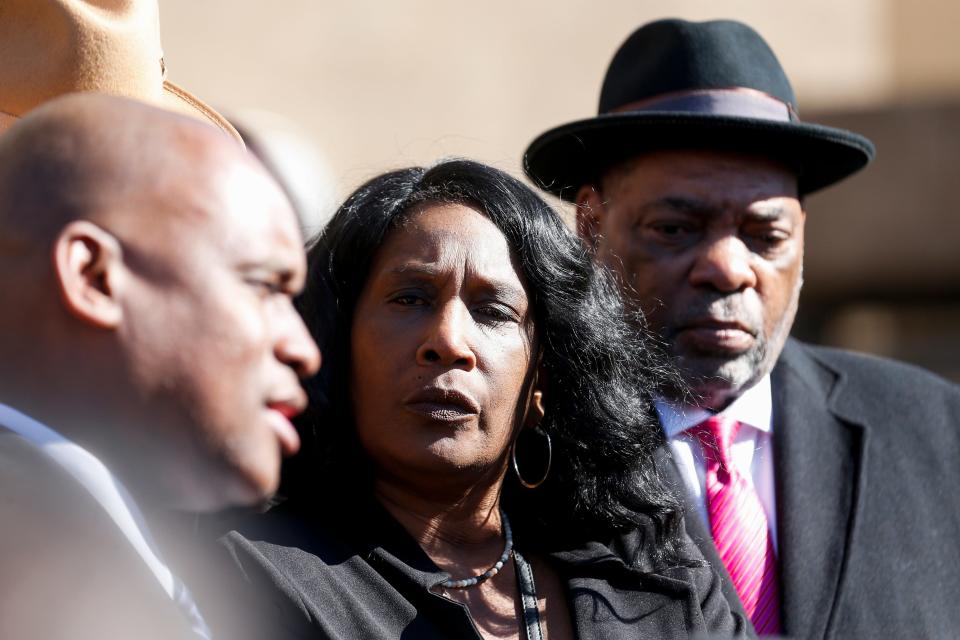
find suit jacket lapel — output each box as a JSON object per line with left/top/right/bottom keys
{"left": 772, "top": 340, "right": 867, "bottom": 639}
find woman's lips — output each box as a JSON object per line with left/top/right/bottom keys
{"left": 405, "top": 402, "right": 476, "bottom": 422}
{"left": 403, "top": 387, "right": 480, "bottom": 423}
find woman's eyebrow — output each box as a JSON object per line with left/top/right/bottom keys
{"left": 465, "top": 272, "right": 528, "bottom": 309}
{"left": 477, "top": 277, "right": 525, "bottom": 298}
{"left": 385, "top": 263, "right": 526, "bottom": 302}
{"left": 388, "top": 263, "right": 442, "bottom": 276}
{"left": 374, "top": 264, "right": 447, "bottom": 290}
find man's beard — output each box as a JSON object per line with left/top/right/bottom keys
{"left": 661, "top": 277, "right": 802, "bottom": 408}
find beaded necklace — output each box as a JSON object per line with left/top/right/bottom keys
{"left": 435, "top": 510, "right": 544, "bottom": 640}
{"left": 438, "top": 510, "right": 514, "bottom": 589}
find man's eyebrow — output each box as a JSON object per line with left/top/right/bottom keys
{"left": 238, "top": 259, "right": 297, "bottom": 275}
{"left": 238, "top": 260, "right": 304, "bottom": 286}
{"left": 641, "top": 196, "right": 715, "bottom": 216}
{"left": 746, "top": 203, "right": 788, "bottom": 220}
{"left": 639, "top": 197, "right": 791, "bottom": 221}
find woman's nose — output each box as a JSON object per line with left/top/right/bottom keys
{"left": 415, "top": 301, "right": 476, "bottom": 369}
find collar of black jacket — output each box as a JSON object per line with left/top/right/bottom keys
{"left": 275, "top": 484, "right": 665, "bottom": 591}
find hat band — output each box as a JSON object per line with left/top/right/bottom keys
{"left": 609, "top": 87, "right": 799, "bottom": 123}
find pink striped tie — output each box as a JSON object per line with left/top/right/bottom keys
{"left": 690, "top": 416, "right": 781, "bottom": 635}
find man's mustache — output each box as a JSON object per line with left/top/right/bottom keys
{"left": 667, "top": 294, "right": 763, "bottom": 337}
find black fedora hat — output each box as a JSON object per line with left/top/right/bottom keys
{"left": 523, "top": 18, "right": 875, "bottom": 200}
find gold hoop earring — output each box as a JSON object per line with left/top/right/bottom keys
{"left": 511, "top": 427, "right": 552, "bottom": 489}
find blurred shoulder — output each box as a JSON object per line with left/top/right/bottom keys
{"left": 0, "top": 432, "right": 192, "bottom": 640}
{"left": 0, "top": 430, "right": 111, "bottom": 544}
{"left": 211, "top": 499, "right": 353, "bottom": 639}
{"left": 222, "top": 497, "right": 353, "bottom": 577}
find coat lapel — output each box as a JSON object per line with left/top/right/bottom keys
{"left": 772, "top": 340, "right": 867, "bottom": 639}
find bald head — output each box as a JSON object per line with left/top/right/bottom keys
{"left": 0, "top": 93, "right": 249, "bottom": 253}
{"left": 0, "top": 93, "right": 320, "bottom": 511}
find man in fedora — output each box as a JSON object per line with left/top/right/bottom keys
{"left": 525, "top": 18, "right": 960, "bottom": 639}
{"left": 0, "top": 94, "right": 320, "bottom": 639}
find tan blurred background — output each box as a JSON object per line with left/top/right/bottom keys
{"left": 161, "top": 0, "right": 960, "bottom": 379}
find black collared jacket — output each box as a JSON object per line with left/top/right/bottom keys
{"left": 215, "top": 491, "right": 750, "bottom": 639}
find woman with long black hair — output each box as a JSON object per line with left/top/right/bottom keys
{"left": 221, "top": 159, "right": 749, "bottom": 639}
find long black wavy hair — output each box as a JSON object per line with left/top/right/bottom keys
{"left": 291, "top": 159, "right": 687, "bottom": 568}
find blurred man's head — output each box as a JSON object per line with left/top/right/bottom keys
{"left": 0, "top": 94, "right": 320, "bottom": 510}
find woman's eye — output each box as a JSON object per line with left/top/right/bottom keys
{"left": 390, "top": 293, "right": 428, "bottom": 306}
{"left": 475, "top": 304, "right": 517, "bottom": 323}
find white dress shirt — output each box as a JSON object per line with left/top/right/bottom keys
{"left": 655, "top": 375, "right": 779, "bottom": 550}
{"left": 0, "top": 402, "right": 211, "bottom": 638}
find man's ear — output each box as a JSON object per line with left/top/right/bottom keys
{"left": 575, "top": 184, "right": 605, "bottom": 250}
{"left": 53, "top": 221, "right": 124, "bottom": 329}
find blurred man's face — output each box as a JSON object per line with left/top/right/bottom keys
{"left": 578, "top": 149, "right": 804, "bottom": 409}
{"left": 121, "top": 159, "right": 320, "bottom": 509}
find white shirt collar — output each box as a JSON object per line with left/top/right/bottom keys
{"left": 0, "top": 402, "right": 177, "bottom": 599}
{"left": 655, "top": 374, "right": 773, "bottom": 438}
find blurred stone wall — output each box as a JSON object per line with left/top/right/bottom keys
{"left": 159, "top": 0, "right": 904, "bottom": 199}
{"left": 160, "top": 0, "right": 960, "bottom": 378}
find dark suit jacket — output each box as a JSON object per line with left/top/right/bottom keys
{"left": 667, "top": 338, "right": 960, "bottom": 640}
{"left": 0, "top": 428, "right": 197, "bottom": 640}
{"left": 214, "top": 489, "right": 750, "bottom": 639}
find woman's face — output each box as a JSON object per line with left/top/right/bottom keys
{"left": 351, "top": 203, "right": 536, "bottom": 488}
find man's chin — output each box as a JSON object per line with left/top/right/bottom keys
{"left": 188, "top": 459, "right": 280, "bottom": 512}
{"left": 671, "top": 351, "right": 762, "bottom": 408}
